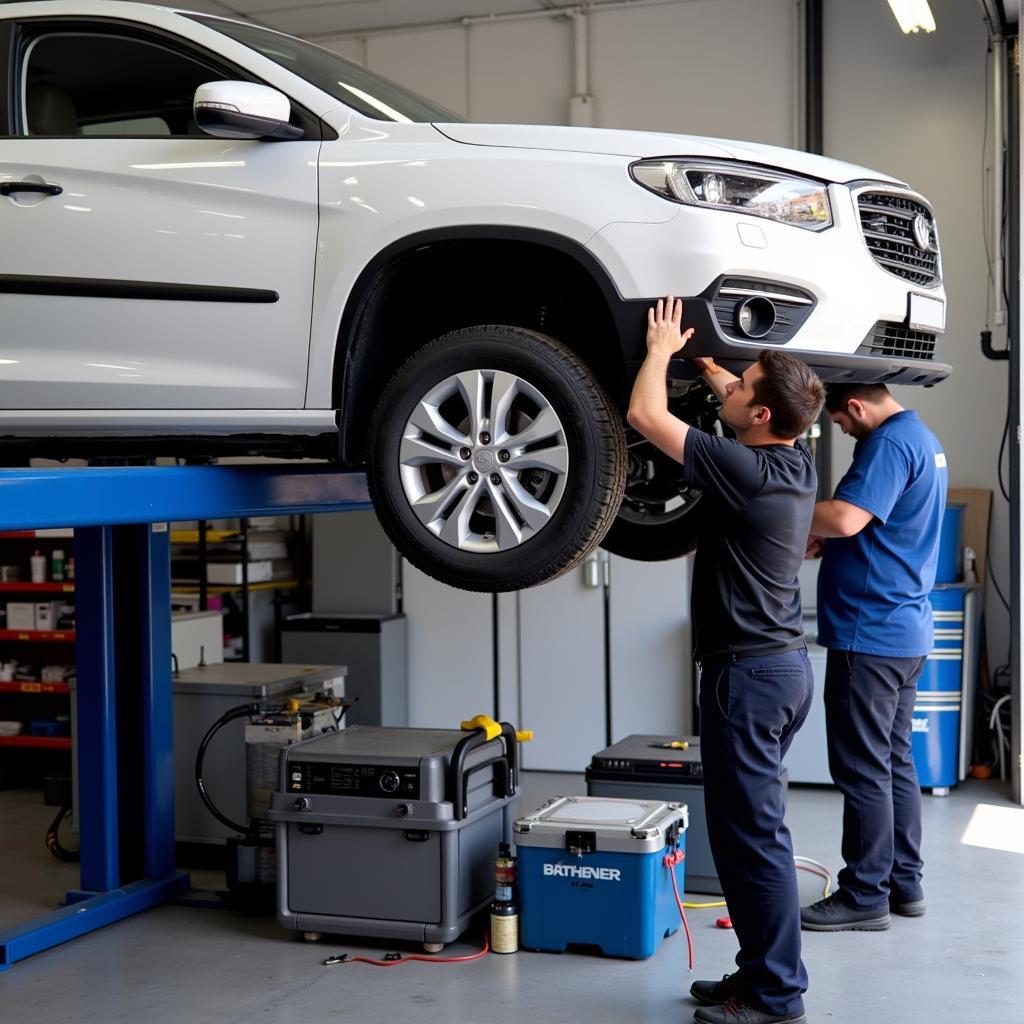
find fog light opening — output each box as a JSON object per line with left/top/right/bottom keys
{"left": 735, "top": 296, "right": 777, "bottom": 339}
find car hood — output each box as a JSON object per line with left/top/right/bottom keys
{"left": 433, "top": 124, "right": 905, "bottom": 186}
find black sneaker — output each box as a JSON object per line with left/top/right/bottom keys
{"left": 890, "top": 897, "right": 926, "bottom": 917}
{"left": 800, "top": 893, "right": 890, "bottom": 931}
{"left": 693, "top": 998, "right": 807, "bottom": 1024}
{"left": 690, "top": 972, "right": 745, "bottom": 1006}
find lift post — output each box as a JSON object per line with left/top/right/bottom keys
{"left": 0, "top": 465, "right": 371, "bottom": 970}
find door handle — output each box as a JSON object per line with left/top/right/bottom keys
{"left": 0, "top": 181, "right": 63, "bottom": 197}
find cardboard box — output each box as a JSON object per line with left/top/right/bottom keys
{"left": 7, "top": 603, "right": 35, "bottom": 630}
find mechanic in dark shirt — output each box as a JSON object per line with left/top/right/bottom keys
{"left": 627, "top": 296, "right": 825, "bottom": 1024}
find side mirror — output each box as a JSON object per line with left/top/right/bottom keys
{"left": 194, "top": 81, "right": 304, "bottom": 141}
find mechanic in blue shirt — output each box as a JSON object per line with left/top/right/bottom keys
{"left": 801, "top": 382, "right": 947, "bottom": 932}
{"left": 629, "top": 296, "right": 825, "bottom": 1024}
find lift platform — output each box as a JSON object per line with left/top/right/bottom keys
{"left": 0, "top": 465, "right": 371, "bottom": 971}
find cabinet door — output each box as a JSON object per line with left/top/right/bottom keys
{"left": 518, "top": 554, "right": 607, "bottom": 771}
{"left": 608, "top": 553, "right": 693, "bottom": 740}
{"left": 402, "top": 560, "right": 494, "bottom": 729}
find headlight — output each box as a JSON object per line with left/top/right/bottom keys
{"left": 630, "top": 160, "right": 832, "bottom": 231}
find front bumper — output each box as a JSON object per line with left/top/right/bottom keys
{"left": 618, "top": 296, "right": 950, "bottom": 387}
{"left": 588, "top": 180, "right": 950, "bottom": 386}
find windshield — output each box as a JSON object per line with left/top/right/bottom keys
{"left": 189, "top": 16, "right": 464, "bottom": 124}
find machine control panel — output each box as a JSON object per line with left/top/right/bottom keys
{"left": 288, "top": 761, "right": 420, "bottom": 798}
{"left": 593, "top": 756, "right": 703, "bottom": 780}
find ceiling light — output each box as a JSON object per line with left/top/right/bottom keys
{"left": 886, "top": 0, "right": 936, "bottom": 34}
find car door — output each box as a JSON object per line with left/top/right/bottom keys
{"left": 0, "top": 20, "right": 320, "bottom": 411}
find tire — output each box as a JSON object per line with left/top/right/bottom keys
{"left": 599, "top": 487, "right": 705, "bottom": 561}
{"left": 367, "top": 326, "right": 626, "bottom": 592}
{"left": 599, "top": 434, "right": 706, "bottom": 562}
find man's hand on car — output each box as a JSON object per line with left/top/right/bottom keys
{"left": 647, "top": 295, "right": 694, "bottom": 357}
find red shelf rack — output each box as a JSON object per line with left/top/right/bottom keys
{"left": 0, "top": 630, "right": 76, "bottom": 643}
{"left": 0, "top": 582, "right": 74, "bottom": 593}
{"left": 0, "top": 681, "right": 71, "bottom": 694}
{"left": 0, "top": 735, "right": 71, "bottom": 749}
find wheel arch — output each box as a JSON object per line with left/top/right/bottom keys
{"left": 333, "top": 226, "right": 635, "bottom": 465}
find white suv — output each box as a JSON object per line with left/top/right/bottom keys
{"left": 0, "top": 2, "right": 949, "bottom": 591}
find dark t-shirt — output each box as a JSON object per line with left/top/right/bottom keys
{"left": 682, "top": 429, "right": 817, "bottom": 660}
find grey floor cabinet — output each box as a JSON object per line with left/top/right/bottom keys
{"left": 402, "top": 551, "right": 694, "bottom": 772}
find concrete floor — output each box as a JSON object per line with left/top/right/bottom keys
{"left": 2, "top": 774, "right": 1023, "bottom": 1024}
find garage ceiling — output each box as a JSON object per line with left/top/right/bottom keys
{"left": 174, "top": 0, "right": 571, "bottom": 38}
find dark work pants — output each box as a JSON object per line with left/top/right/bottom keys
{"left": 699, "top": 648, "right": 814, "bottom": 1018}
{"left": 824, "top": 649, "right": 926, "bottom": 910}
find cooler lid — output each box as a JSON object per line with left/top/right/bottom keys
{"left": 172, "top": 662, "right": 346, "bottom": 697}
{"left": 514, "top": 796, "right": 687, "bottom": 854}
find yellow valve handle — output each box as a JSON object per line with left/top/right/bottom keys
{"left": 460, "top": 714, "right": 502, "bottom": 741}
{"left": 459, "top": 715, "right": 534, "bottom": 743}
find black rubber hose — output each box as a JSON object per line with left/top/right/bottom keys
{"left": 45, "top": 805, "right": 80, "bottom": 862}
{"left": 195, "top": 702, "right": 261, "bottom": 836}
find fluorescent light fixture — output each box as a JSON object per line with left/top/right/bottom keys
{"left": 886, "top": 0, "right": 936, "bottom": 33}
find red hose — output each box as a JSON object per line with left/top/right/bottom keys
{"left": 664, "top": 850, "right": 694, "bottom": 972}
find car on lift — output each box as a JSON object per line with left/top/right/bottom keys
{"left": 0, "top": 2, "right": 949, "bottom": 591}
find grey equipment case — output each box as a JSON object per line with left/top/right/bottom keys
{"left": 268, "top": 722, "right": 519, "bottom": 949}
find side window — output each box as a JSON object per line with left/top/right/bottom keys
{"left": 21, "top": 32, "right": 224, "bottom": 138}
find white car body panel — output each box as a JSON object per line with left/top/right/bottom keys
{"left": 434, "top": 123, "right": 906, "bottom": 187}
{"left": 0, "top": 136, "right": 319, "bottom": 408}
{"left": 0, "top": 0, "right": 948, "bottom": 441}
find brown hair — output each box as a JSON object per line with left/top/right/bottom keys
{"left": 824, "top": 382, "right": 891, "bottom": 414}
{"left": 752, "top": 350, "right": 826, "bottom": 439}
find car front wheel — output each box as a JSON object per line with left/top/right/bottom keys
{"left": 367, "top": 325, "right": 626, "bottom": 592}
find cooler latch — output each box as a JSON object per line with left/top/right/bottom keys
{"left": 566, "top": 830, "right": 597, "bottom": 856}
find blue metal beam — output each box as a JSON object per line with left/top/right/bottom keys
{"left": 0, "top": 877, "right": 189, "bottom": 970}
{"left": 139, "top": 526, "right": 176, "bottom": 880}
{"left": 0, "top": 465, "right": 370, "bottom": 530}
{"left": 73, "top": 527, "right": 121, "bottom": 893}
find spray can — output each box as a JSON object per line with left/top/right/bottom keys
{"left": 51, "top": 549, "right": 65, "bottom": 582}
{"left": 30, "top": 550, "right": 46, "bottom": 583}
{"left": 490, "top": 841, "right": 519, "bottom": 953}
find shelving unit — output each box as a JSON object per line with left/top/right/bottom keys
{"left": 0, "top": 530, "right": 76, "bottom": 761}
{"left": 170, "top": 516, "right": 306, "bottom": 661}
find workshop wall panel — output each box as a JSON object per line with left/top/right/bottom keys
{"left": 589, "top": 0, "right": 798, "bottom": 145}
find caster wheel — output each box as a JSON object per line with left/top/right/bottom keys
{"left": 422, "top": 941, "right": 445, "bottom": 954}
{"left": 303, "top": 931, "right": 323, "bottom": 943}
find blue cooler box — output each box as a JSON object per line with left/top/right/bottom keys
{"left": 514, "top": 796, "right": 688, "bottom": 959}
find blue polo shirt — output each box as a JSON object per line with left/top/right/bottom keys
{"left": 817, "top": 411, "right": 947, "bottom": 658}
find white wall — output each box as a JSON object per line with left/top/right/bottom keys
{"left": 823, "top": 0, "right": 1009, "bottom": 666}
{"left": 318, "top": 0, "right": 799, "bottom": 143}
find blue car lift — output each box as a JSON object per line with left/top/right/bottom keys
{"left": 0, "top": 465, "right": 371, "bottom": 971}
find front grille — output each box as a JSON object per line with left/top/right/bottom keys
{"left": 858, "top": 321, "right": 936, "bottom": 360}
{"left": 857, "top": 191, "right": 939, "bottom": 286}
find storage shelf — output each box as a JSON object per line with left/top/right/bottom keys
{"left": 0, "top": 681, "right": 71, "bottom": 694}
{"left": 0, "top": 629, "right": 75, "bottom": 643}
{"left": 0, "top": 582, "right": 74, "bottom": 593}
{"left": 0, "top": 735, "right": 71, "bottom": 749}
{"left": 0, "top": 529, "right": 74, "bottom": 539}
{"left": 170, "top": 529, "right": 241, "bottom": 544}
{"left": 171, "top": 579, "right": 298, "bottom": 595}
